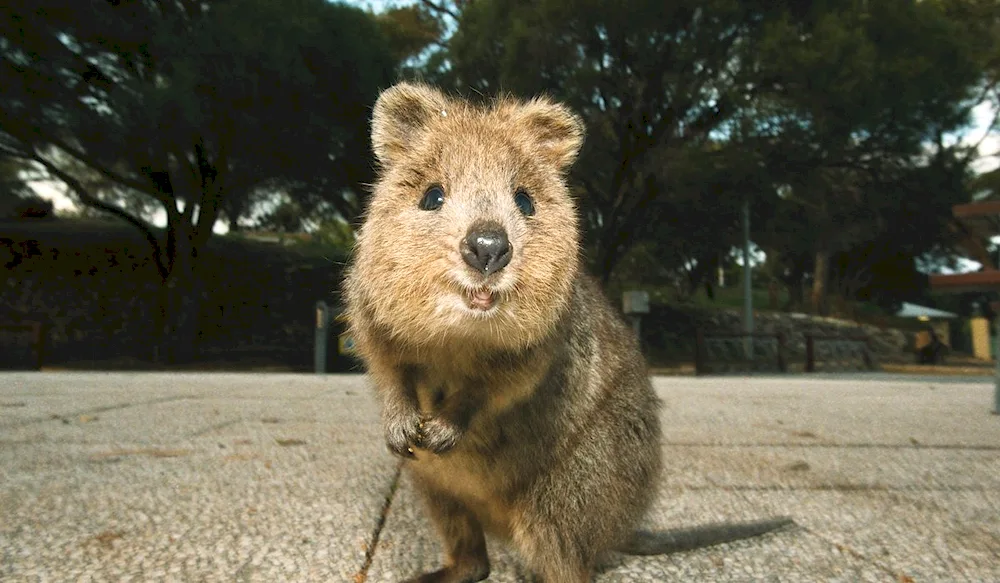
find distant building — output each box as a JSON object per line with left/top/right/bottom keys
{"left": 895, "top": 302, "right": 958, "bottom": 357}
{"left": 894, "top": 302, "right": 958, "bottom": 321}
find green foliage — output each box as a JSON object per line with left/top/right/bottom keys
{"left": 970, "top": 167, "right": 1000, "bottom": 199}
{"left": 738, "top": 0, "right": 980, "bottom": 312}
{"left": 610, "top": 140, "right": 777, "bottom": 293}
{"left": 376, "top": 4, "right": 444, "bottom": 64}
{"left": 938, "top": 0, "right": 1000, "bottom": 87}
{"left": 443, "top": 0, "right": 791, "bottom": 279}
{"left": 756, "top": 0, "right": 979, "bottom": 164}
{"left": 1, "top": 0, "right": 397, "bottom": 249}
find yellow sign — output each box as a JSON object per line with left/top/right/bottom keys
{"left": 333, "top": 312, "right": 357, "bottom": 355}
{"left": 338, "top": 333, "right": 357, "bottom": 355}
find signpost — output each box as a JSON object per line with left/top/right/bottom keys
{"left": 622, "top": 290, "right": 650, "bottom": 341}
{"left": 314, "top": 301, "right": 357, "bottom": 375}
{"left": 315, "top": 301, "right": 330, "bottom": 375}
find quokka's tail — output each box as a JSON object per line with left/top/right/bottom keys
{"left": 618, "top": 516, "right": 796, "bottom": 555}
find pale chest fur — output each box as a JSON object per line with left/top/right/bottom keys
{"left": 403, "top": 352, "right": 556, "bottom": 535}
{"left": 409, "top": 343, "right": 555, "bottom": 418}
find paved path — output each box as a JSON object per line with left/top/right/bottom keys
{"left": 1, "top": 372, "right": 998, "bottom": 582}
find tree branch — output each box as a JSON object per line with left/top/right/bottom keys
{"left": 418, "top": 0, "right": 460, "bottom": 22}
{"left": 967, "top": 103, "right": 1000, "bottom": 158}
{"left": 947, "top": 219, "right": 996, "bottom": 270}
{"left": 5, "top": 11, "right": 119, "bottom": 94}
{"left": 0, "top": 110, "right": 167, "bottom": 202}
{"left": 43, "top": 135, "right": 163, "bottom": 200}
{"left": 192, "top": 136, "right": 230, "bottom": 246}
{"left": 26, "top": 151, "right": 169, "bottom": 280}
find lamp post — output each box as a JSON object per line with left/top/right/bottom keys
{"left": 742, "top": 196, "right": 754, "bottom": 360}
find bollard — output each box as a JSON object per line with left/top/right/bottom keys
{"left": 776, "top": 333, "right": 786, "bottom": 373}
{"left": 315, "top": 301, "right": 329, "bottom": 375}
{"left": 695, "top": 329, "right": 706, "bottom": 376}
{"left": 805, "top": 335, "right": 815, "bottom": 373}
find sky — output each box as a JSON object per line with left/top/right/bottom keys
{"left": 963, "top": 102, "right": 1000, "bottom": 175}
{"left": 353, "top": 0, "right": 394, "bottom": 13}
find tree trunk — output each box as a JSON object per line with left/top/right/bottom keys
{"left": 768, "top": 280, "right": 779, "bottom": 310}
{"left": 165, "top": 262, "right": 201, "bottom": 364}
{"left": 811, "top": 250, "right": 830, "bottom": 315}
{"left": 596, "top": 238, "right": 619, "bottom": 285}
{"left": 156, "top": 153, "right": 224, "bottom": 364}
{"left": 595, "top": 220, "right": 638, "bottom": 285}
{"left": 156, "top": 228, "right": 204, "bottom": 364}
{"left": 687, "top": 253, "right": 718, "bottom": 298}
{"left": 780, "top": 262, "right": 801, "bottom": 311}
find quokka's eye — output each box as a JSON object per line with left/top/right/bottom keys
{"left": 419, "top": 185, "right": 445, "bottom": 211}
{"left": 514, "top": 187, "right": 535, "bottom": 216}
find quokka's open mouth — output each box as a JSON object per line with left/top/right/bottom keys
{"left": 465, "top": 288, "right": 496, "bottom": 311}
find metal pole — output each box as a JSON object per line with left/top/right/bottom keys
{"left": 315, "top": 301, "right": 329, "bottom": 375}
{"left": 742, "top": 196, "right": 754, "bottom": 360}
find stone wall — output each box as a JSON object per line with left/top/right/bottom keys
{"left": 641, "top": 303, "right": 917, "bottom": 365}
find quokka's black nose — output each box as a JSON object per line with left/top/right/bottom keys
{"left": 461, "top": 224, "right": 512, "bottom": 274}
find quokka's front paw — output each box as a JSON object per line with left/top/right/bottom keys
{"left": 417, "top": 417, "right": 465, "bottom": 454}
{"left": 384, "top": 410, "right": 423, "bottom": 458}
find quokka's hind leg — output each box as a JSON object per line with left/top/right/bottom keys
{"left": 402, "top": 480, "right": 490, "bottom": 583}
{"left": 509, "top": 521, "right": 594, "bottom": 583}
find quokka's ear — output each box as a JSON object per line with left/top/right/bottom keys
{"left": 371, "top": 82, "right": 450, "bottom": 167}
{"left": 510, "top": 97, "right": 585, "bottom": 171}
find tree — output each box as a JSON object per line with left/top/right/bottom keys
{"left": 375, "top": 3, "right": 446, "bottom": 66}
{"left": 612, "top": 139, "right": 777, "bottom": 299}
{"left": 938, "top": 0, "right": 1000, "bottom": 168}
{"left": 441, "top": 0, "right": 787, "bottom": 282}
{"left": 835, "top": 149, "right": 972, "bottom": 312}
{"left": 750, "top": 0, "right": 981, "bottom": 313}
{"left": 0, "top": 0, "right": 397, "bottom": 361}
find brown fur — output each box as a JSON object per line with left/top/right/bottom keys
{"left": 344, "top": 82, "right": 790, "bottom": 583}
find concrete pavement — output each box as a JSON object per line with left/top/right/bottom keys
{"left": 1, "top": 372, "right": 998, "bottom": 582}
